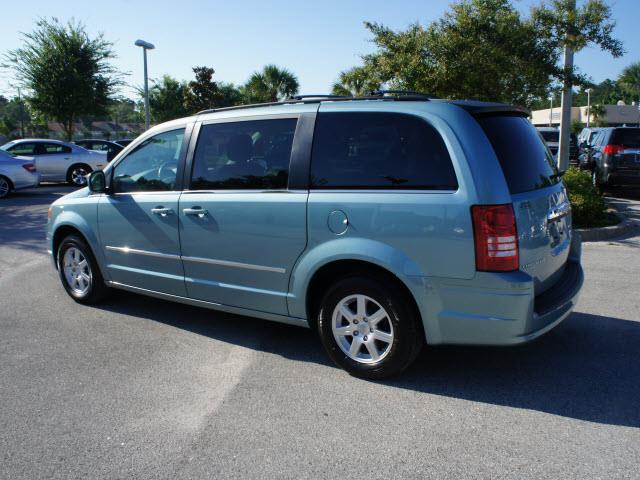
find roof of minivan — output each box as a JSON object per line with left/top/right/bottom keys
{"left": 194, "top": 97, "right": 530, "bottom": 120}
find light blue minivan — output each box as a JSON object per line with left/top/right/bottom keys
{"left": 47, "top": 93, "right": 584, "bottom": 378}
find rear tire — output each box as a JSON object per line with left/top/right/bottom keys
{"left": 0, "top": 175, "right": 12, "bottom": 199}
{"left": 57, "top": 234, "right": 110, "bottom": 304}
{"left": 67, "top": 164, "right": 92, "bottom": 186}
{"left": 317, "top": 275, "right": 424, "bottom": 379}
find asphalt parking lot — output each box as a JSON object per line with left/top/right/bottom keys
{"left": 1, "top": 186, "right": 640, "bottom": 479}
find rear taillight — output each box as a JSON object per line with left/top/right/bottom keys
{"left": 22, "top": 163, "right": 36, "bottom": 173}
{"left": 471, "top": 204, "right": 519, "bottom": 272}
{"left": 603, "top": 144, "right": 624, "bottom": 155}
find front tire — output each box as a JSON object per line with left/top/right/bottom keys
{"left": 317, "top": 276, "right": 424, "bottom": 379}
{"left": 67, "top": 164, "right": 92, "bottom": 186}
{"left": 57, "top": 234, "right": 109, "bottom": 304}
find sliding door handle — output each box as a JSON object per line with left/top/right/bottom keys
{"left": 151, "top": 207, "right": 174, "bottom": 217}
{"left": 183, "top": 207, "right": 208, "bottom": 218}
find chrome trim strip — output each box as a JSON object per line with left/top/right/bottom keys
{"left": 105, "top": 246, "right": 181, "bottom": 260}
{"left": 182, "top": 255, "right": 286, "bottom": 274}
{"left": 105, "top": 246, "right": 286, "bottom": 274}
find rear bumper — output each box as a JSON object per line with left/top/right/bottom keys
{"left": 424, "top": 235, "right": 583, "bottom": 345}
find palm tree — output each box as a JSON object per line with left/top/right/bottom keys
{"left": 618, "top": 62, "right": 640, "bottom": 103}
{"left": 331, "top": 66, "right": 381, "bottom": 97}
{"left": 243, "top": 65, "right": 299, "bottom": 103}
{"left": 589, "top": 104, "right": 606, "bottom": 127}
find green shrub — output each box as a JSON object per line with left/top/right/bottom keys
{"left": 562, "top": 167, "right": 616, "bottom": 228}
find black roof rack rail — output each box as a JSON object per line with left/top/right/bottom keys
{"left": 196, "top": 91, "right": 434, "bottom": 115}
{"left": 287, "top": 94, "right": 352, "bottom": 100}
{"left": 368, "top": 90, "right": 434, "bottom": 99}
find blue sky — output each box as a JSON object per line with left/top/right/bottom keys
{"left": 0, "top": 0, "right": 638, "bottom": 100}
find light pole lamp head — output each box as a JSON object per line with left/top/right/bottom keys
{"left": 135, "top": 39, "right": 155, "bottom": 50}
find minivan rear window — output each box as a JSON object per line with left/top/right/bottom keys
{"left": 611, "top": 128, "right": 640, "bottom": 148}
{"left": 477, "top": 116, "right": 560, "bottom": 194}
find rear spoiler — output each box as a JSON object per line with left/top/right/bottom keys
{"left": 444, "top": 100, "right": 530, "bottom": 118}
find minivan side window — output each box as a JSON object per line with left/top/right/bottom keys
{"left": 190, "top": 118, "right": 297, "bottom": 190}
{"left": 112, "top": 128, "right": 185, "bottom": 193}
{"left": 310, "top": 112, "right": 458, "bottom": 190}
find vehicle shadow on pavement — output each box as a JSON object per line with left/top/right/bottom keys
{"left": 96, "top": 292, "right": 640, "bottom": 428}
{"left": 393, "top": 311, "right": 640, "bottom": 428}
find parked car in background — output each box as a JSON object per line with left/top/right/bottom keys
{"left": 74, "top": 139, "right": 124, "bottom": 161}
{"left": 579, "top": 127, "right": 640, "bottom": 188}
{"left": 47, "top": 95, "right": 583, "bottom": 378}
{"left": 114, "top": 138, "right": 134, "bottom": 147}
{"left": 536, "top": 127, "right": 579, "bottom": 165}
{"left": 0, "top": 149, "right": 39, "bottom": 198}
{"left": 578, "top": 127, "right": 601, "bottom": 147}
{"left": 0, "top": 139, "right": 107, "bottom": 186}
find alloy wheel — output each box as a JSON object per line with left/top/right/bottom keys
{"left": 62, "top": 247, "right": 92, "bottom": 296}
{"left": 71, "top": 168, "right": 89, "bottom": 186}
{"left": 331, "top": 294, "right": 394, "bottom": 364}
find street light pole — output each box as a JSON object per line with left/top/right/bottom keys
{"left": 586, "top": 88, "right": 592, "bottom": 128}
{"left": 549, "top": 95, "right": 554, "bottom": 127}
{"left": 135, "top": 39, "right": 155, "bottom": 130}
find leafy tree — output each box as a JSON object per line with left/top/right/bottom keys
{"left": 4, "top": 18, "right": 120, "bottom": 140}
{"left": 148, "top": 75, "right": 189, "bottom": 123}
{"left": 618, "top": 62, "right": 640, "bottom": 103}
{"left": 184, "top": 66, "right": 223, "bottom": 113}
{"left": 0, "top": 95, "right": 31, "bottom": 138}
{"left": 243, "top": 64, "right": 299, "bottom": 103}
{"left": 108, "top": 97, "right": 142, "bottom": 124}
{"left": 217, "top": 82, "right": 243, "bottom": 107}
{"left": 357, "top": 0, "right": 558, "bottom": 106}
{"left": 331, "top": 66, "right": 381, "bottom": 97}
{"left": 531, "top": 0, "right": 624, "bottom": 100}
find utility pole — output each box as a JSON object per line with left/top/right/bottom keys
{"left": 557, "top": 0, "right": 576, "bottom": 171}
{"left": 135, "top": 39, "right": 155, "bottom": 130}
{"left": 585, "top": 88, "right": 592, "bottom": 128}
{"left": 549, "top": 95, "right": 554, "bottom": 127}
{"left": 17, "top": 87, "right": 25, "bottom": 138}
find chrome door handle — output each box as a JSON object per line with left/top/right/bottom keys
{"left": 151, "top": 207, "right": 174, "bottom": 217}
{"left": 183, "top": 207, "right": 208, "bottom": 218}
{"left": 547, "top": 202, "right": 571, "bottom": 222}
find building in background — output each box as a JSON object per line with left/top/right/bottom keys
{"left": 531, "top": 103, "right": 640, "bottom": 127}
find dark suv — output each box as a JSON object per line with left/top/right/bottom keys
{"left": 581, "top": 127, "right": 640, "bottom": 188}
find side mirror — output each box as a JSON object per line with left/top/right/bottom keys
{"left": 88, "top": 170, "right": 106, "bottom": 193}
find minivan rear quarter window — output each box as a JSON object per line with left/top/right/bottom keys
{"left": 310, "top": 112, "right": 458, "bottom": 190}
{"left": 478, "top": 116, "right": 560, "bottom": 194}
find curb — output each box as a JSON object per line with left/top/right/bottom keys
{"left": 575, "top": 209, "right": 638, "bottom": 242}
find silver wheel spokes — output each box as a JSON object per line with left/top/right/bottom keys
{"left": 332, "top": 294, "right": 394, "bottom": 364}
{"left": 0, "top": 178, "right": 9, "bottom": 197}
{"left": 62, "top": 247, "right": 91, "bottom": 295}
{"left": 72, "top": 169, "right": 88, "bottom": 185}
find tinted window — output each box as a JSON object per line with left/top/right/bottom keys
{"left": 113, "top": 129, "right": 184, "bottom": 193}
{"left": 310, "top": 112, "right": 457, "bottom": 190}
{"left": 539, "top": 131, "right": 559, "bottom": 143}
{"left": 7, "top": 143, "right": 37, "bottom": 155}
{"left": 611, "top": 128, "right": 640, "bottom": 148}
{"left": 42, "top": 143, "right": 72, "bottom": 154}
{"left": 191, "top": 118, "right": 297, "bottom": 190}
{"left": 478, "top": 116, "right": 559, "bottom": 194}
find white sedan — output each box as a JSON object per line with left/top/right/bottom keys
{"left": 0, "top": 150, "right": 39, "bottom": 198}
{"left": 0, "top": 139, "right": 107, "bottom": 186}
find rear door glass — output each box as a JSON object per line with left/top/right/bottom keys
{"left": 611, "top": 129, "right": 640, "bottom": 148}
{"left": 477, "top": 116, "right": 559, "bottom": 194}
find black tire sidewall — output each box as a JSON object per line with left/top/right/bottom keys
{"left": 57, "top": 235, "right": 106, "bottom": 303}
{"left": 0, "top": 175, "right": 12, "bottom": 198}
{"left": 317, "top": 276, "right": 423, "bottom": 379}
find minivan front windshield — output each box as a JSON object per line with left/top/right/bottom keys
{"left": 478, "top": 116, "right": 560, "bottom": 194}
